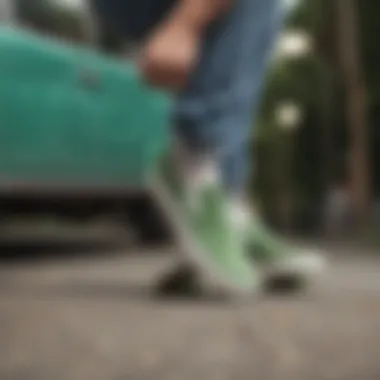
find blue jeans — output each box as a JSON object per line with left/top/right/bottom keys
{"left": 92, "top": 0, "right": 283, "bottom": 194}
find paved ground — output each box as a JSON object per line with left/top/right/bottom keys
{"left": 0, "top": 238, "right": 380, "bottom": 380}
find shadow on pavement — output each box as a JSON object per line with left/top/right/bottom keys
{"left": 0, "top": 239, "right": 130, "bottom": 264}
{"left": 0, "top": 278, "right": 229, "bottom": 305}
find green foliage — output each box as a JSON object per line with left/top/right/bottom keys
{"left": 253, "top": 0, "right": 336, "bottom": 227}
{"left": 255, "top": 0, "right": 380, "bottom": 228}
{"left": 357, "top": 0, "right": 380, "bottom": 194}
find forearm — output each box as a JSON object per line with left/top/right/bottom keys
{"left": 168, "top": 0, "right": 231, "bottom": 31}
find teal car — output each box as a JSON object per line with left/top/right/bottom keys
{"left": 0, "top": 3, "right": 172, "bottom": 243}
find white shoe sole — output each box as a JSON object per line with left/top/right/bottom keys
{"left": 265, "top": 250, "right": 327, "bottom": 279}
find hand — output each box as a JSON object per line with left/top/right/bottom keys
{"left": 139, "top": 20, "right": 200, "bottom": 90}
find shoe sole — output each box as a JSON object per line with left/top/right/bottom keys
{"left": 265, "top": 252, "right": 327, "bottom": 278}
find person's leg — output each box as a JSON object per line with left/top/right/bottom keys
{"left": 175, "top": 0, "right": 283, "bottom": 193}
{"left": 92, "top": 0, "right": 324, "bottom": 293}
{"left": 156, "top": 0, "right": 285, "bottom": 294}
{"left": 174, "top": 0, "right": 326, "bottom": 288}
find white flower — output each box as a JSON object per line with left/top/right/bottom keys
{"left": 276, "top": 30, "right": 312, "bottom": 59}
{"left": 275, "top": 102, "right": 303, "bottom": 131}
